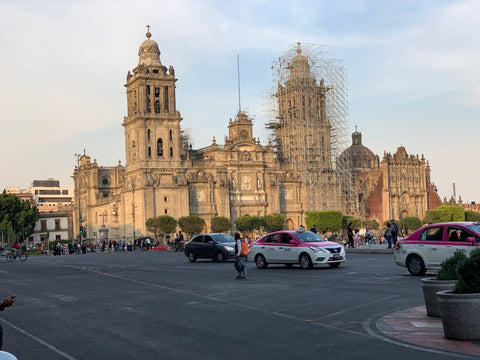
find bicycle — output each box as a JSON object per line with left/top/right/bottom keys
{"left": 7, "top": 250, "right": 28, "bottom": 262}
{"left": 0, "top": 250, "right": 9, "bottom": 262}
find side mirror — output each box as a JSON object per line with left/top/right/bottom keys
{"left": 466, "top": 237, "right": 476, "bottom": 245}
{"left": 208, "top": 240, "right": 215, "bottom": 245}
{"left": 289, "top": 240, "right": 297, "bottom": 244}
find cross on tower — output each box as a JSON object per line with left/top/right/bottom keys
{"left": 146, "top": 24, "right": 151, "bottom": 32}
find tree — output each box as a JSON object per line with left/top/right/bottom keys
{"left": 342, "top": 216, "right": 362, "bottom": 231}
{"left": 262, "top": 213, "right": 285, "bottom": 233}
{"left": 306, "top": 211, "right": 342, "bottom": 234}
{"left": 465, "top": 211, "right": 480, "bottom": 222}
{"left": 146, "top": 216, "right": 177, "bottom": 243}
{"left": 401, "top": 217, "right": 422, "bottom": 233}
{"left": 211, "top": 216, "right": 231, "bottom": 233}
{"left": 234, "top": 215, "right": 264, "bottom": 236}
{"left": 424, "top": 205, "right": 464, "bottom": 224}
{"left": 363, "top": 219, "right": 379, "bottom": 231}
{"left": 0, "top": 191, "right": 39, "bottom": 244}
{"left": 178, "top": 215, "right": 205, "bottom": 237}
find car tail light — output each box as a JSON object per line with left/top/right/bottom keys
{"left": 395, "top": 243, "right": 400, "bottom": 251}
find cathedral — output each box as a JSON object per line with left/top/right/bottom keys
{"left": 73, "top": 30, "right": 441, "bottom": 243}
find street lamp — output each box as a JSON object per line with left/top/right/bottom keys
{"left": 74, "top": 152, "right": 83, "bottom": 245}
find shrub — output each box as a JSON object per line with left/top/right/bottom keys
{"left": 453, "top": 248, "right": 480, "bottom": 294}
{"left": 435, "top": 251, "right": 467, "bottom": 280}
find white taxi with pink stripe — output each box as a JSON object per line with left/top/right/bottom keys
{"left": 249, "top": 229, "right": 345, "bottom": 269}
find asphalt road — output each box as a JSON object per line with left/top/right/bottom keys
{"left": 0, "top": 251, "right": 473, "bottom": 360}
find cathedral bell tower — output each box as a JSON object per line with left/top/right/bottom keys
{"left": 122, "top": 27, "right": 183, "bottom": 171}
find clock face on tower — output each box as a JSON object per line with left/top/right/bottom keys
{"left": 241, "top": 130, "right": 248, "bottom": 139}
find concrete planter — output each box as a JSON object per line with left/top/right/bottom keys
{"left": 437, "top": 290, "right": 480, "bottom": 340}
{"left": 421, "top": 277, "right": 456, "bottom": 317}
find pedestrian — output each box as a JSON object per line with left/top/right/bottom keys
{"left": 234, "top": 233, "right": 248, "bottom": 280}
{"left": 384, "top": 223, "right": 393, "bottom": 248}
{"left": 391, "top": 219, "right": 399, "bottom": 246}
{"left": 0, "top": 295, "right": 16, "bottom": 350}
{"left": 366, "top": 227, "right": 375, "bottom": 245}
{"left": 310, "top": 225, "right": 317, "bottom": 233}
{"left": 354, "top": 229, "right": 360, "bottom": 247}
{"left": 347, "top": 222, "right": 354, "bottom": 248}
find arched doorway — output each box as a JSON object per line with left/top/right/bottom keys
{"left": 286, "top": 218, "right": 295, "bottom": 230}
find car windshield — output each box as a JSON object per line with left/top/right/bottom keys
{"left": 467, "top": 224, "right": 480, "bottom": 236}
{"left": 211, "top": 234, "right": 235, "bottom": 243}
{"left": 294, "top": 232, "right": 326, "bottom": 242}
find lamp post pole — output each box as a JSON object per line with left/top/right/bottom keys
{"left": 131, "top": 179, "right": 135, "bottom": 245}
{"left": 74, "top": 153, "right": 83, "bottom": 246}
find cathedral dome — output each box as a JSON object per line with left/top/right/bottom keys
{"left": 138, "top": 30, "right": 162, "bottom": 67}
{"left": 288, "top": 43, "right": 311, "bottom": 79}
{"left": 340, "top": 129, "right": 378, "bottom": 170}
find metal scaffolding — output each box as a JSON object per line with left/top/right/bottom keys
{"left": 266, "top": 42, "right": 357, "bottom": 215}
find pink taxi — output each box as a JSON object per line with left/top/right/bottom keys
{"left": 394, "top": 221, "right": 480, "bottom": 276}
{"left": 249, "top": 229, "right": 345, "bottom": 269}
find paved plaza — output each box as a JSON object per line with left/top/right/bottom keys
{"left": 0, "top": 251, "right": 478, "bottom": 360}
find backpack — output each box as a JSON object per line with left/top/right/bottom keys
{"left": 240, "top": 241, "right": 251, "bottom": 257}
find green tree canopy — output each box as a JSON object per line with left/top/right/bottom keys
{"left": 0, "top": 191, "right": 39, "bottom": 243}
{"left": 363, "top": 219, "right": 379, "bottom": 231}
{"left": 401, "top": 217, "right": 422, "bottom": 233}
{"left": 210, "top": 216, "right": 231, "bottom": 233}
{"left": 306, "top": 210, "right": 342, "bottom": 234}
{"left": 343, "top": 216, "right": 362, "bottom": 231}
{"left": 178, "top": 215, "right": 205, "bottom": 237}
{"left": 146, "top": 215, "right": 177, "bottom": 242}
{"left": 262, "top": 213, "right": 285, "bottom": 233}
{"left": 234, "top": 215, "right": 264, "bottom": 235}
{"left": 465, "top": 211, "right": 480, "bottom": 222}
{"left": 424, "top": 205, "right": 464, "bottom": 224}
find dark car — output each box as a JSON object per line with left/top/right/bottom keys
{"left": 184, "top": 233, "right": 236, "bottom": 262}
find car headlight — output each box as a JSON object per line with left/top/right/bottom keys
{"left": 224, "top": 246, "right": 234, "bottom": 252}
{"left": 309, "top": 246, "right": 321, "bottom": 253}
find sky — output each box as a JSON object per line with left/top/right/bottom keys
{"left": 1, "top": 0, "right": 479, "bottom": 203}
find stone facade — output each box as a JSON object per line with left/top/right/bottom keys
{"left": 341, "top": 130, "right": 442, "bottom": 224}
{"left": 73, "top": 31, "right": 442, "bottom": 243}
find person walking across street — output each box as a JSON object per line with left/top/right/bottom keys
{"left": 347, "top": 222, "right": 354, "bottom": 248}
{"left": 391, "top": 219, "right": 399, "bottom": 246}
{"left": 0, "top": 295, "right": 16, "bottom": 350}
{"left": 234, "top": 233, "right": 248, "bottom": 280}
{"left": 384, "top": 223, "right": 393, "bottom": 248}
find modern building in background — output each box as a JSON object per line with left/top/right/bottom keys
{"left": 6, "top": 179, "right": 74, "bottom": 244}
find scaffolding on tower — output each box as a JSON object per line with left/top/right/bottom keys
{"left": 265, "top": 42, "right": 357, "bottom": 215}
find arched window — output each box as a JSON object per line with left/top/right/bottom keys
{"left": 154, "top": 100, "right": 160, "bottom": 113}
{"left": 157, "top": 138, "right": 163, "bottom": 156}
{"left": 148, "top": 146, "right": 151, "bottom": 157}
{"left": 169, "top": 129, "right": 173, "bottom": 141}
{"left": 147, "top": 129, "right": 150, "bottom": 141}
{"left": 170, "top": 147, "right": 173, "bottom": 157}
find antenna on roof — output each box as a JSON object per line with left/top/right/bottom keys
{"left": 237, "top": 54, "right": 241, "bottom": 113}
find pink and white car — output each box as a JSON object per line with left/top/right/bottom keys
{"left": 249, "top": 229, "right": 345, "bottom": 269}
{"left": 394, "top": 221, "right": 480, "bottom": 276}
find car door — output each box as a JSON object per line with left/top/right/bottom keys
{"left": 276, "top": 233, "right": 296, "bottom": 263}
{"left": 203, "top": 235, "right": 217, "bottom": 258}
{"left": 446, "top": 226, "right": 478, "bottom": 259}
{"left": 418, "top": 226, "right": 445, "bottom": 268}
{"left": 261, "top": 233, "right": 280, "bottom": 262}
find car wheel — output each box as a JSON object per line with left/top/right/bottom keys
{"left": 406, "top": 254, "right": 426, "bottom": 276}
{"left": 285, "top": 264, "right": 293, "bottom": 268}
{"left": 214, "top": 252, "right": 225, "bottom": 262}
{"left": 329, "top": 262, "right": 341, "bottom": 268}
{"left": 299, "top": 253, "right": 313, "bottom": 269}
{"left": 255, "top": 254, "right": 268, "bottom": 269}
{"left": 188, "top": 252, "right": 197, "bottom": 263}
